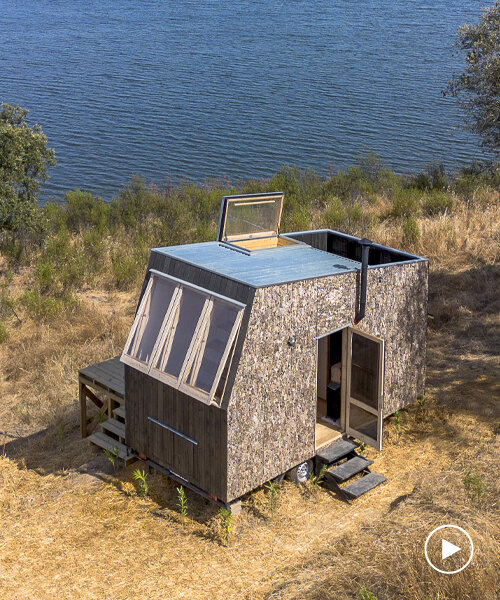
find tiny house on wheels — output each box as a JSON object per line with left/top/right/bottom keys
{"left": 79, "top": 192, "right": 428, "bottom": 507}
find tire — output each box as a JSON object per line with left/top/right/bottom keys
{"left": 286, "top": 459, "right": 314, "bottom": 484}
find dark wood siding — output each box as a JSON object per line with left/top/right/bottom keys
{"left": 125, "top": 365, "right": 228, "bottom": 501}
{"left": 288, "top": 230, "right": 417, "bottom": 265}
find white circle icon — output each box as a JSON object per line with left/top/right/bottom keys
{"left": 424, "top": 525, "right": 474, "bottom": 574}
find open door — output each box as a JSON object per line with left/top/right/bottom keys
{"left": 345, "top": 327, "right": 384, "bottom": 450}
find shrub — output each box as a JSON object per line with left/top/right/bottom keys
{"left": 64, "top": 189, "right": 109, "bottom": 232}
{"left": 176, "top": 485, "right": 188, "bottom": 517}
{"left": 109, "top": 176, "right": 163, "bottom": 228}
{"left": 0, "top": 271, "right": 17, "bottom": 320}
{"left": 321, "top": 196, "right": 371, "bottom": 235}
{"left": 264, "top": 480, "right": 280, "bottom": 516}
{"left": 391, "top": 188, "right": 421, "bottom": 218}
{"left": 22, "top": 289, "right": 61, "bottom": 320}
{"left": 22, "top": 288, "right": 79, "bottom": 320}
{"left": 463, "top": 468, "right": 486, "bottom": 505}
{"left": 82, "top": 229, "right": 108, "bottom": 278}
{"left": 110, "top": 251, "right": 141, "bottom": 290}
{"left": 34, "top": 259, "right": 55, "bottom": 293}
{"left": 325, "top": 154, "right": 401, "bottom": 202}
{"left": 402, "top": 216, "right": 420, "bottom": 248}
{"left": 270, "top": 166, "right": 320, "bottom": 231}
{"left": 132, "top": 469, "right": 149, "bottom": 497}
{"left": 42, "top": 201, "right": 68, "bottom": 232}
{"left": 325, "top": 166, "right": 374, "bottom": 202}
{"left": 358, "top": 586, "right": 377, "bottom": 600}
{"left": 422, "top": 190, "right": 453, "bottom": 216}
{"left": 208, "top": 508, "right": 234, "bottom": 546}
{"left": 34, "top": 230, "right": 89, "bottom": 293}
{"left": 410, "top": 162, "right": 448, "bottom": 191}
{"left": 0, "top": 235, "right": 24, "bottom": 263}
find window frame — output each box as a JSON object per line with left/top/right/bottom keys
{"left": 121, "top": 270, "right": 245, "bottom": 405}
{"left": 217, "top": 192, "right": 284, "bottom": 242}
{"left": 120, "top": 276, "right": 180, "bottom": 375}
{"left": 177, "top": 296, "right": 244, "bottom": 402}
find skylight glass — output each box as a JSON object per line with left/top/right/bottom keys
{"left": 221, "top": 193, "right": 283, "bottom": 240}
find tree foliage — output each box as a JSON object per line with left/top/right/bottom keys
{"left": 447, "top": 2, "right": 500, "bottom": 153}
{"left": 0, "top": 103, "right": 56, "bottom": 242}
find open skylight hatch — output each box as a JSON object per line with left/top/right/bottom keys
{"left": 217, "top": 192, "right": 302, "bottom": 252}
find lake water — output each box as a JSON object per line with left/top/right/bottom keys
{"left": 0, "top": 1, "right": 491, "bottom": 200}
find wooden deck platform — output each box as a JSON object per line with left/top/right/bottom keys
{"left": 79, "top": 356, "right": 125, "bottom": 438}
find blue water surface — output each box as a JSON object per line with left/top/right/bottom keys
{"left": 0, "top": 0, "right": 491, "bottom": 200}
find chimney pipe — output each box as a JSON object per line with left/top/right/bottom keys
{"left": 355, "top": 238, "right": 372, "bottom": 323}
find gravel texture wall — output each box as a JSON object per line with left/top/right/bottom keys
{"left": 225, "top": 260, "right": 428, "bottom": 501}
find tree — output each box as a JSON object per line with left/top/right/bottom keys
{"left": 446, "top": 2, "right": 500, "bottom": 154}
{"left": 0, "top": 103, "right": 56, "bottom": 244}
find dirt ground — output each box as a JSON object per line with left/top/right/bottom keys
{"left": 0, "top": 204, "right": 499, "bottom": 600}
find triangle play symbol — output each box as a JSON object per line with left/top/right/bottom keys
{"left": 442, "top": 539, "right": 461, "bottom": 560}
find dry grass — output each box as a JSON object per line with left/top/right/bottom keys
{"left": 0, "top": 200, "right": 499, "bottom": 599}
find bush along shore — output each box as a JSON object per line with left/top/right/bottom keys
{"left": 0, "top": 156, "right": 498, "bottom": 328}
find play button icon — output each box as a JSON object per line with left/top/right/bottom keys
{"left": 425, "top": 525, "right": 474, "bottom": 574}
{"left": 442, "top": 539, "right": 461, "bottom": 560}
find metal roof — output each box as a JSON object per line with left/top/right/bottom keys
{"left": 155, "top": 241, "right": 361, "bottom": 287}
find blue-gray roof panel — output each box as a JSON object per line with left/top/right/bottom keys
{"left": 155, "top": 242, "right": 361, "bottom": 287}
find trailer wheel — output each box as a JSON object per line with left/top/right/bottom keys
{"left": 286, "top": 459, "right": 313, "bottom": 484}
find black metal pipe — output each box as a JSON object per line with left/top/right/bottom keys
{"left": 356, "top": 238, "right": 372, "bottom": 322}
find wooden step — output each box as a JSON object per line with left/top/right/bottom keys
{"left": 88, "top": 431, "right": 135, "bottom": 464}
{"left": 342, "top": 472, "right": 387, "bottom": 499}
{"left": 316, "top": 438, "right": 359, "bottom": 465}
{"left": 100, "top": 417, "right": 125, "bottom": 439}
{"left": 113, "top": 405, "right": 126, "bottom": 420}
{"left": 327, "top": 456, "right": 373, "bottom": 483}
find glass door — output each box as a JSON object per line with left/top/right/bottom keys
{"left": 345, "top": 328, "right": 384, "bottom": 450}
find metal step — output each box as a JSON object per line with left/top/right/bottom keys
{"left": 100, "top": 417, "right": 125, "bottom": 439}
{"left": 113, "top": 405, "right": 126, "bottom": 420}
{"left": 326, "top": 455, "right": 373, "bottom": 483}
{"left": 342, "top": 472, "right": 387, "bottom": 499}
{"left": 88, "top": 431, "right": 135, "bottom": 464}
{"left": 316, "top": 438, "right": 359, "bottom": 465}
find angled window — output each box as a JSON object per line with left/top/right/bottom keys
{"left": 121, "top": 276, "right": 178, "bottom": 374}
{"left": 152, "top": 285, "right": 210, "bottom": 388}
{"left": 180, "top": 298, "right": 242, "bottom": 400}
{"left": 121, "top": 271, "right": 244, "bottom": 404}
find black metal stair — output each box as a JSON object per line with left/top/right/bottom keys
{"left": 316, "top": 438, "right": 359, "bottom": 465}
{"left": 342, "top": 472, "right": 387, "bottom": 499}
{"left": 315, "top": 437, "right": 386, "bottom": 500}
{"left": 326, "top": 455, "right": 373, "bottom": 483}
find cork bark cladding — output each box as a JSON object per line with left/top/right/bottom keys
{"left": 226, "top": 260, "right": 428, "bottom": 500}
